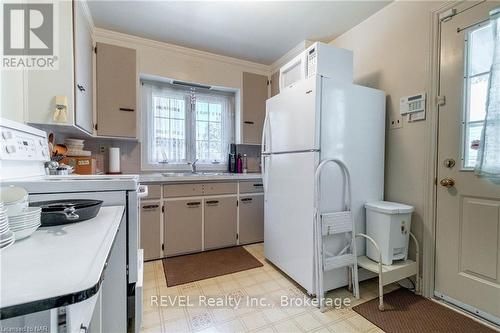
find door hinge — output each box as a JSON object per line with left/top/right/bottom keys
{"left": 94, "top": 123, "right": 98, "bottom": 131}
{"left": 236, "top": 199, "right": 239, "bottom": 207}
{"left": 436, "top": 95, "right": 446, "bottom": 107}
{"left": 434, "top": 177, "right": 438, "bottom": 185}
{"left": 236, "top": 233, "right": 239, "bottom": 240}
{"left": 162, "top": 205, "right": 165, "bottom": 213}
{"left": 161, "top": 243, "right": 164, "bottom": 250}
{"left": 94, "top": 46, "right": 97, "bottom": 53}
{"left": 267, "top": 80, "right": 270, "bottom": 86}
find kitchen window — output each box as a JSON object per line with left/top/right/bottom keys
{"left": 462, "top": 22, "right": 493, "bottom": 168}
{"left": 141, "top": 81, "right": 235, "bottom": 169}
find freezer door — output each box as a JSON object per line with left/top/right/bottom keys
{"left": 264, "top": 151, "right": 317, "bottom": 294}
{"left": 265, "top": 76, "right": 319, "bottom": 153}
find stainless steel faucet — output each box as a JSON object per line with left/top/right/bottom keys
{"left": 188, "top": 159, "right": 199, "bottom": 173}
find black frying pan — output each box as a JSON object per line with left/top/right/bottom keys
{"left": 30, "top": 200, "right": 103, "bottom": 226}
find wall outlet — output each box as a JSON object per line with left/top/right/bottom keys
{"left": 99, "top": 145, "right": 106, "bottom": 153}
{"left": 389, "top": 114, "right": 403, "bottom": 130}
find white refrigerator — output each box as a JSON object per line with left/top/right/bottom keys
{"left": 262, "top": 75, "right": 385, "bottom": 295}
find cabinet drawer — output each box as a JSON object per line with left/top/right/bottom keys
{"left": 163, "top": 184, "right": 203, "bottom": 198}
{"left": 239, "top": 180, "right": 263, "bottom": 194}
{"left": 142, "top": 184, "right": 161, "bottom": 199}
{"left": 203, "top": 182, "right": 237, "bottom": 195}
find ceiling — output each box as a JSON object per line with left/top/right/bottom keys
{"left": 87, "top": 1, "right": 391, "bottom": 65}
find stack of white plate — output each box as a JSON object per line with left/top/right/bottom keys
{"left": 0, "top": 202, "right": 15, "bottom": 250}
{"left": 65, "top": 138, "right": 91, "bottom": 157}
{"left": 8, "top": 207, "right": 41, "bottom": 240}
{"left": 0, "top": 186, "right": 41, "bottom": 241}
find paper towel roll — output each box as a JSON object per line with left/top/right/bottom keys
{"left": 109, "top": 147, "right": 121, "bottom": 173}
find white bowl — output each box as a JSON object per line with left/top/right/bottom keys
{"left": 0, "top": 186, "right": 28, "bottom": 205}
{"left": 12, "top": 224, "right": 40, "bottom": 240}
{"left": 5, "top": 201, "right": 29, "bottom": 217}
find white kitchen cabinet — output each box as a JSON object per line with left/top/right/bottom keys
{"left": 95, "top": 42, "right": 137, "bottom": 138}
{"left": 73, "top": 0, "right": 94, "bottom": 134}
{"left": 164, "top": 199, "right": 203, "bottom": 256}
{"left": 101, "top": 214, "right": 127, "bottom": 333}
{"left": 140, "top": 201, "right": 162, "bottom": 260}
{"left": 241, "top": 72, "right": 268, "bottom": 144}
{"left": 204, "top": 197, "right": 238, "bottom": 250}
{"left": 239, "top": 194, "right": 264, "bottom": 244}
{"left": 25, "top": 0, "right": 94, "bottom": 136}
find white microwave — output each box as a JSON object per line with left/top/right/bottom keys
{"left": 279, "top": 42, "right": 353, "bottom": 90}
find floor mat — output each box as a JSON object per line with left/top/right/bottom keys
{"left": 353, "top": 288, "right": 497, "bottom": 333}
{"left": 162, "top": 246, "right": 263, "bottom": 287}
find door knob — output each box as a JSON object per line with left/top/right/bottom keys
{"left": 440, "top": 177, "right": 456, "bottom": 188}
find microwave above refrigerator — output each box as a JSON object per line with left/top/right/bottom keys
{"left": 279, "top": 42, "right": 353, "bottom": 91}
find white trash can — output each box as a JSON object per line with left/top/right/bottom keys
{"left": 365, "top": 201, "right": 414, "bottom": 265}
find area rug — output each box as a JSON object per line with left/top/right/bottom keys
{"left": 163, "top": 246, "right": 263, "bottom": 287}
{"left": 353, "top": 288, "right": 497, "bottom": 333}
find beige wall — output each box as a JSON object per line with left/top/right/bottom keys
{"left": 86, "top": 29, "right": 270, "bottom": 172}
{"left": 331, "top": 1, "right": 444, "bottom": 262}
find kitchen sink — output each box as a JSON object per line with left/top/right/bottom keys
{"left": 161, "top": 172, "right": 228, "bottom": 177}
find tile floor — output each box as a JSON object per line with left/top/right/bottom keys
{"left": 141, "top": 243, "right": 396, "bottom": 333}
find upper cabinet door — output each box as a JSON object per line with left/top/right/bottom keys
{"left": 96, "top": 42, "right": 137, "bottom": 138}
{"left": 270, "top": 71, "right": 280, "bottom": 97}
{"left": 242, "top": 72, "right": 268, "bottom": 144}
{"left": 73, "top": 0, "right": 94, "bottom": 134}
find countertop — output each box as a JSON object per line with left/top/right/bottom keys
{"left": 0, "top": 206, "right": 125, "bottom": 319}
{"left": 139, "top": 172, "right": 262, "bottom": 183}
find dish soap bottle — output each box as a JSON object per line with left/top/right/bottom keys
{"left": 236, "top": 154, "right": 243, "bottom": 173}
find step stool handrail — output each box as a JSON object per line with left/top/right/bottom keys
{"left": 314, "top": 159, "right": 352, "bottom": 213}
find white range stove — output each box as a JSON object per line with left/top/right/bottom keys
{"left": 0, "top": 118, "right": 146, "bottom": 333}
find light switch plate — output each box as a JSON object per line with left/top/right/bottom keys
{"left": 389, "top": 114, "right": 403, "bottom": 130}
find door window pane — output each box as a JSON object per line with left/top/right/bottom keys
{"left": 463, "top": 23, "right": 493, "bottom": 168}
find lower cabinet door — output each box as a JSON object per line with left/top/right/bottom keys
{"left": 101, "top": 215, "right": 127, "bottom": 333}
{"left": 204, "top": 197, "right": 237, "bottom": 250}
{"left": 140, "top": 202, "right": 161, "bottom": 260}
{"left": 164, "top": 199, "right": 203, "bottom": 256}
{"left": 239, "top": 195, "right": 264, "bottom": 244}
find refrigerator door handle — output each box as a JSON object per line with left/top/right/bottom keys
{"left": 261, "top": 113, "right": 269, "bottom": 154}
{"left": 262, "top": 155, "right": 270, "bottom": 194}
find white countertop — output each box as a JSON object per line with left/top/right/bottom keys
{"left": 0, "top": 206, "right": 125, "bottom": 310}
{"left": 3, "top": 175, "right": 139, "bottom": 194}
{"left": 139, "top": 172, "right": 262, "bottom": 183}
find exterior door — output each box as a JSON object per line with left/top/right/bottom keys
{"left": 435, "top": 2, "right": 500, "bottom": 323}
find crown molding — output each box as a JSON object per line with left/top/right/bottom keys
{"left": 94, "top": 28, "right": 271, "bottom": 74}
{"left": 270, "top": 40, "right": 314, "bottom": 73}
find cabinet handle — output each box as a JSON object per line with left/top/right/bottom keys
{"left": 241, "top": 198, "right": 253, "bottom": 202}
{"left": 119, "top": 107, "right": 135, "bottom": 112}
{"left": 206, "top": 200, "right": 219, "bottom": 205}
{"left": 80, "top": 324, "right": 88, "bottom": 333}
{"left": 142, "top": 204, "right": 159, "bottom": 209}
{"left": 244, "top": 121, "right": 254, "bottom": 125}
{"left": 253, "top": 183, "right": 263, "bottom": 187}
{"left": 77, "top": 84, "right": 85, "bottom": 92}
{"left": 186, "top": 202, "right": 201, "bottom": 207}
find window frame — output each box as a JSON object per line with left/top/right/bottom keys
{"left": 461, "top": 20, "right": 492, "bottom": 170}
{"left": 141, "top": 80, "right": 235, "bottom": 171}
